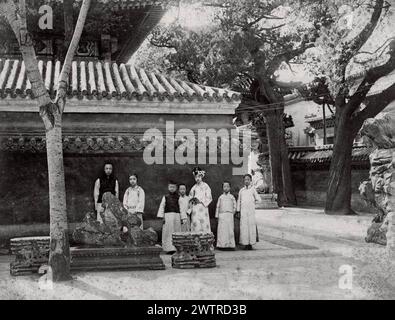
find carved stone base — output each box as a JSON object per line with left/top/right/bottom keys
{"left": 255, "top": 193, "right": 279, "bottom": 209}
{"left": 10, "top": 236, "right": 165, "bottom": 275}
{"left": 9, "top": 236, "right": 50, "bottom": 276}
{"left": 70, "top": 246, "right": 165, "bottom": 271}
{"left": 171, "top": 232, "right": 216, "bottom": 269}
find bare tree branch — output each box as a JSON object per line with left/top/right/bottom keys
{"left": 354, "top": 82, "right": 395, "bottom": 126}
{"left": 339, "top": 0, "right": 385, "bottom": 79}
{"left": 347, "top": 40, "right": 395, "bottom": 115}
{"left": 55, "top": 0, "right": 91, "bottom": 112}
{"left": 267, "top": 41, "right": 315, "bottom": 76}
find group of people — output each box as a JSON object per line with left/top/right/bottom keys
{"left": 93, "top": 163, "right": 260, "bottom": 254}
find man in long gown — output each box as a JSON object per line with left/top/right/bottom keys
{"left": 157, "top": 181, "right": 186, "bottom": 253}
{"left": 93, "top": 162, "right": 119, "bottom": 223}
{"left": 189, "top": 167, "right": 212, "bottom": 233}
{"left": 237, "top": 174, "right": 260, "bottom": 250}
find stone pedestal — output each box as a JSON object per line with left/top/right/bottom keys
{"left": 256, "top": 193, "right": 279, "bottom": 209}
{"left": 9, "top": 236, "right": 50, "bottom": 276}
{"left": 70, "top": 246, "right": 165, "bottom": 271}
{"left": 10, "top": 238, "right": 165, "bottom": 275}
{"left": 171, "top": 232, "right": 216, "bottom": 269}
{"left": 10, "top": 193, "right": 166, "bottom": 276}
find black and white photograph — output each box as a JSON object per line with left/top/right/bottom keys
{"left": 0, "top": 0, "right": 394, "bottom": 304}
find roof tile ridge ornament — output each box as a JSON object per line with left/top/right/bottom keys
{"left": 5, "top": 60, "right": 19, "bottom": 97}
{"left": 103, "top": 61, "right": 118, "bottom": 98}
{"left": 71, "top": 60, "right": 78, "bottom": 97}
{"left": 155, "top": 72, "right": 178, "bottom": 99}
{"left": 112, "top": 63, "right": 128, "bottom": 99}
{"left": 26, "top": 67, "right": 32, "bottom": 97}
{"left": 79, "top": 61, "right": 88, "bottom": 97}
{"left": 215, "top": 87, "right": 232, "bottom": 101}
{"left": 119, "top": 63, "right": 137, "bottom": 98}
{"left": 0, "top": 134, "right": 247, "bottom": 153}
{"left": 0, "top": 59, "right": 11, "bottom": 97}
{"left": 15, "top": 61, "right": 26, "bottom": 97}
{"left": 53, "top": 60, "right": 61, "bottom": 95}
{"left": 128, "top": 65, "right": 148, "bottom": 98}
{"left": 138, "top": 67, "right": 157, "bottom": 99}
{"left": 44, "top": 60, "right": 53, "bottom": 93}
{"left": 202, "top": 85, "right": 218, "bottom": 100}
{"left": 168, "top": 77, "right": 188, "bottom": 99}
{"left": 95, "top": 61, "right": 107, "bottom": 99}
{"left": 178, "top": 80, "right": 197, "bottom": 100}
{"left": 188, "top": 82, "right": 209, "bottom": 100}
{"left": 149, "top": 71, "right": 167, "bottom": 99}
{"left": 87, "top": 61, "right": 97, "bottom": 96}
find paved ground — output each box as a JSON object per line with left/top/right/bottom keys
{"left": 0, "top": 207, "right": 394, "bottom": 300}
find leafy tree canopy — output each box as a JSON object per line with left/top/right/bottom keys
{"left": 135, "top": 0, "right": 333, "bottom": 96}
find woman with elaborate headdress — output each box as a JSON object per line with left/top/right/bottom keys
{"left": 189, "top": 167, "right": 212, "bottom": 233}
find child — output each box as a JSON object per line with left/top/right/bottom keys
{"left": 215, "top": 181, "right": 236, "bottom": 250}
{"left": 178, "top": 184, "right": 190, "bottom": 232}
{"left": 236, "top": 174, "right": 260, "bottom": 250}
{"left": 123, "top": 173, "right": 145, "bottom": 229}
{"left": 157, "top": 181, "right": 186, "bottom": 253}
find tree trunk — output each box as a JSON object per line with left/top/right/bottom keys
{"left": 265, "top": 110, "right": 297, "bottom": 206}
{"left": 44, "top": 109, "right": 71, "bottom": 281}
{"left": 325, "top": 108, "right": 359, "bottom": 215}
{"left": 279, "top": 112, "right": 296, "bottom": 205}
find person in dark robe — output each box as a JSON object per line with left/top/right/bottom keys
{"left": 157, "top": 181, "right": 186, "bottom": 253}
{"left": 93, "top": 162, "right": 119, "bottom": 223}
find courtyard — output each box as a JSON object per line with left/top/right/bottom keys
{"left": 0, "top": 208, "right": 393, "bottom": 300}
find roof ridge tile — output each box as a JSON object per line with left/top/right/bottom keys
{"left": 0, "top": 59, "right": 241, "bottom": 103}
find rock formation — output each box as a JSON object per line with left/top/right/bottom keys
{"left": 360, "top": 114, "right": 395, "bottom": 254}
{"left": 73, "top": 192, "right": 157, "bottom": 247}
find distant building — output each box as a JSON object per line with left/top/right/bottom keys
{"left": 283, "top": 70, "right": 395, "bottom": 212}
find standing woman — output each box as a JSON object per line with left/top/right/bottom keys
{"left": 123, "top": 173, "right": 145, "bottom": 229}
{"left": 189, "top": 167, "right": 212, "bottom": 233}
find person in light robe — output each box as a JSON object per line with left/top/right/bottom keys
{"left": 189, "top": 167, "right": 212, "bottom": 233}
{"left": 178, "top": 183, "right": 191, "bottom": 232}
{"left": 123, "top": 173, "right": 145, "bottom": 229}
{"left": 94, "top": 162, "right": 119, "bottom": 223}
{"left": 236, "top": 174, "right": 260, "bottom": 250}
{"left": 215, "top": 181, "right": 236, "bottom": 250}
{"left": 157, "top": 181, "right": 186, "bottom": 253}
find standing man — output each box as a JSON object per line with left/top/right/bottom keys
{"left": 94, "top": 162, "right": 119, "bottom": 223}
{"left": 237, "top": 174, "right": 260, "bottom": 250}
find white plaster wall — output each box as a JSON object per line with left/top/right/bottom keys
{"left": 284, "top": 99, "right": 321, "bottom": 147}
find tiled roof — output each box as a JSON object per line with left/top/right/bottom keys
{"left": 50, "top": 0, "right": 174, "bottom": 7}
{"left": 306, "top": 116, "right": 336, "bottom": 129}
{"left": 0, "top": 59, "right": 241, "bottom": 103}
{"left": 288, "top": 145, "right": 372, "bottom": 165}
